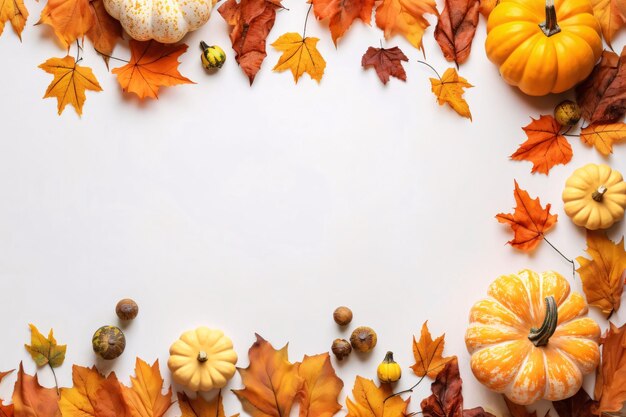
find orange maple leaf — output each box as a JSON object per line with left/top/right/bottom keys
{"left": 345, "top": 376, "right": 408, "bottom": 417}
{"left": 577, "top": 231, "right": 626, "bottom": 319}
{"left": 496, "top": 180, "right": 558, "bottom": 252}
{"left": 429, "top": 67, "right": 473, "bottom": 120}
{"left": 12, "top": 363, "right": 61, "bottom": 417}
{"left": 0, "top": 0, "right": 28, "bottom": 39}
{"left": 0, "top": 370, "right": 13, "bottom": 417}
{"left": 594, "top": 322, "right": 626, "bottom": 414}
{"left": 121, "top": 358, "right": 173, "bottom": 417}
{"left": 234, "top": 334, "right": 304, "bottom": 417}
{"left": 112, "top": 40, "right": 194, "bottom": 100}
{"left": 37, "top": 0, "right": 93, "bottom": 47}
{"left": 510, "top": 115, "right": 573, "bottom": 175}
{"left": 39, "top": 56, "right": 102, "bottom": 116}
{"left": 411, "top": 321, "right": 454, "bottom": 379}
{"left": 590, "top": 0, "right": 626, "bottom": 48}
{"left": 272, "top": 33, "right": 326, "bottom": 83}
{"left": 178, "top": 391, "right": 239, "bottom": 417}
{"left": 311, "top": 0, "right": 374, "bottom": 45}
{"left": 580, "top": 123, "right": 626, "bottom": 156}
{"left": 297, "top": 353, "right": 343, "bottom": 417}
{"left": 87, "top": 0, "right": 123, "bottom": 65}
{"left": 375, "top": 0, "right": 437, "bottom": 50}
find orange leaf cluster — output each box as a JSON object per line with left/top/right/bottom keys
{"left": 594, "top": 322, "right": 626, "bottom": 414}
{"left": 577, "top": 231, "right": 626, "bottom": 319}
{"left": 496, "top": 181, "right": 558, "bottom": 252}
{"left": 234, "top": 334, "right": 343, "bottom": 417}
{"left": 511, "top": 115, "right": 573, "bottom": 175}
{"left": 411, "top": 321, "right": 454, "bottom": 379}
{"left": 345, "top": 376, "right": 408, "bottom": 417}
{"left": 179, "top": 391, "right": 239, "bottom": 417}
{"left": 590, "top": 0, "right": 626, "bottom": 48}
{"left": 429, "top": 67, "right": 473, "bottom": 120}
{"left": 311, "top": 0, "right": 374, "bottom": 45}
{"left": 375, "top": 0, "right": 438, "bottom": 51}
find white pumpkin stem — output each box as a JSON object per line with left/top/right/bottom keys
{"left": 592, "top": 185, "right": 607, "bottom": 202}
{"left": 528, "top": 296, "right": 558, "bottom": 347}
{"left": 539, "top": 0, "right": 561, "bottom": 37}
{"left": 197, "top": 351, "right": 208, "bottom": 362}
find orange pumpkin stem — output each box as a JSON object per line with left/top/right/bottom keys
{"left": 528, "top": 296, "right": 558, "bottom": 347}
{"left": 539, "top": 0, "right": 561, "bottom": 37}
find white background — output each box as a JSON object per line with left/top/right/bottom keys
{"left": 1, "top": 2, "right": 625, "bottom": 416}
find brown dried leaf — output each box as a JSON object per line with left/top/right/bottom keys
{"left": 594, "top": 322, "right": 626, "bottom": 414}
{"left": 361, "top": 46, "right": 408, "bottom": 85}
{"left": 552, "top": 387, "right": 596, "bottom": 417}
{"left": 434, "top": 0, "right": 479, "bottom": 66}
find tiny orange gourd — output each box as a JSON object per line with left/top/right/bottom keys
{"left": 465, "top": 270, "right": 600, "bottom": 404}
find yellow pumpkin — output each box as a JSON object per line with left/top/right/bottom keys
{"left": 562, "top": 163, "right": 626, "bottom": 230}
{"left": 465, "top": 270, "right": 600, "bottom": 405}
{"left": 377, "top": 351, "right": 402, "bottom": 383}
{"left": 168, "top": 327, "right": 238, "bottom": 391}
{"left": 485, "top": 0, "right": 602, "bottom": 96}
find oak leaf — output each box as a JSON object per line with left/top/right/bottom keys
{"left": 297, "top": 353, "right": 343, "bottom": 417}
{"left": 552, "top": 387, "right": 596, "bottom": 417}
{"left": 310, "top": 0, "right": 374, "bottom": 45}
{"left": 411, "top": 321, "right": 453, "bottom": 379}
{"left": 375, "top": 0, "right": 437, "bottom": 50}
{"left": 112, "top": 40, "right": 194, "bottom": 100}
{"left": 577, "top": 231, "right": 626, "bottom": 319}
{"left": 361, "top": 46, "right": 408, "bottom": 84}
{"left": 59, "top": 365, "right": 129, "bottom": 417}
{"left": 580, "top": 123, "right": 626, "bottom": 156}
{"left": 590, "top": 0, "right": 626, "bottom": 48}
{"left": 25, "top": 324, "right": 66, "bottom": 368}
{"left": 345, "top": 376, "right": 408, "bottom": 417}
{"left": 429, "top": 67, "right": 472, "bottom": 120}
{"left": 0, "top": 370, "right": 13, "bottom": 417}
{"left": 178, "top": 391, "right": 238, "bottom": 417}
{"left": 434, "top": 0, "right": 479, "bottom": 66}
{"left": 272, "top": 33, "right": 326, "bottom": 83}
{"left": 218, "top": 0, "right": 282, "bottom": 84}
{"left": 496, "top": 180, "right": 558, "bottom": 252}
{"left": 594, "top": 322, "right": 626, "bottom": 414}
{"left": 576, "top": 47, "right": 626, "bottom": 124}
{"left": 37, "top": 0, "right": 93, "bottom": 47}
{"left": 39, "top": 56, "right": 102, "bottom": 115}
{"left": 510, "top": 115, "right": 572, "bottom": 175}
{"left": 87, "top": 0, "right": 123, "bottom": 66}
{"left": 13, "top": 363, "right": 61, "bottom": 417}
{"left": 0, "top": 0, "right": 27, "bottom": 39}
{"left": 234, "top": 334, "right": 304, "bottom": 417}
{"left": 121, "top": 358, "right": 173, "bottom": 417}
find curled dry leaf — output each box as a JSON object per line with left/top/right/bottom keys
{"left": 272, "top": 33, "right": 326, "bottom": 83}
{"left": 12, "top": 363, "right": 61, "bottom": 417}
{"left": 429, "top": 67, "right": 473, "bottom": 120}
{"left": 590, "top": 0, "right": 626, "bottom": 48}
{"left": 219, "top": 0, "right": 283, "bottom": 84}
{"left": 310, "top": 0, "right": 374, "bottom": 45}
{"left": 434, "top": 0, "right": 479, "bottom": 66}
{"left": 361, "top": 46, "right": 408, "bottom": 85}
{"left": 594, "top": 322, "right": 626, "bottom": 415}
{"left": 0, "top": 0, "right": 27, "bottom": 39}
{"left": 576, "top": 47, "right": 626, "bottom": 124}
{"left": 580, "top": 123, "right": 626, "bottom": 156}
{"left": 178, "top": 391, "right": 239, "bottom": 417}
{"left": 345, "top": 376, "right": 408, "bottom": 417}
{"left": 39, "top": 56, "right": 102, "bottom": 116}
{"left": 25, "top": 324, "right": 66, "bottom": 368}
{"left": 112, "top": 40, "right": 194, "bottom": 100}
{"left": 576, "top": 231, "right": 626, "bottom": 319}
{"left": 510, "top": 115, "right": 572, "bottom": 175}
{"left": 496, "top": 180, "right": 558, "bottom": 252}
{"left": 375, "top": 0, "right": 437, "bottom": 51}
{"left": 121, "top": 358, "right": 173, "bottom": 417}
{"left": 411, "top": 321, "right": 453, "bottom": 379}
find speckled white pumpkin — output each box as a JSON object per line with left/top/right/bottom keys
{"left": 103, "top": 0, "right": 213, "bottom": 43}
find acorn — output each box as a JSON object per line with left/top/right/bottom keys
{"left": 350, "top": 326, "right": 377, "bottom": 352}
{"left": 92, "top": 326, "right": 126, "bottom": 360}
{"left": 116, "top": 298, "right": 139, "bottom": 320}
{"left": 554, "top": 100, "right": 581, "bottom": 126}
{"left": 333, "top": 306, "right": 353, "bottom": 326}
{"left": 331, "top": 339, "right": 352, "bottom": 360}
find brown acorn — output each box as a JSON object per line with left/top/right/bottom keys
{"left": 350, "top": 326, "right": 377, "bottom": 352}
{"left": 92, "top": 325, "right": 126, "bottom": 360}
{"left": 116, "top": 298, "right": 139, "bottom": 320}
{"left": 331, "top": 338, "right": 352, "bottom": 360}
{"left": 333, "top": 306, "right": 353, "bottom": 326}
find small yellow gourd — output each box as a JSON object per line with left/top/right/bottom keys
{"left": 200, "top": 41, "right": 226, "bottom": 70}
{"left": 562, "top": 164, "right": 626, "bottom": 230}
{"left": 377, "top": 351, "right": 401, "bottom": 383}
{"left": 168, "top": 327, "right": 238, "bottom": 391}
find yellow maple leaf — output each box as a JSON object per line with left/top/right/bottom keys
{"left": 122, "top": 358, "right": 173, "bottom": 417}
{"left": 37, "top": 0, "right": 93, "bottom": 47}
{"left": 298, "top": 353, "right": 343, "bottom": 417}
{"left": 429, "top": 67, "right": 473, "bottom": 120}
{"left": 272, "top": 33, "right": 326, "bottom": 83}
{"left": 375, "top": 0, "right": 437, "bottom": 50}
{"left": 0, "top": 0, "right": 28, "bottom": 39}
{"left": 577, "top": 230, "right": 626, "bottom": 318}
{"left": 25, "top": 324, "right": 66, "bottom": 368}
{"left": 178, "top": 391, "right": 239, "bottom": 417}
{"left": 410, "top": 321, "right": 454, "bottom": 379}
{"left": 346, "top": 376, "right": 408, "bottom": 417}
{"left": 39, "top": 56, "right": 102, "bottom": 116}
{"left": 580, "top": 123, "right": 626, "bottom": 156}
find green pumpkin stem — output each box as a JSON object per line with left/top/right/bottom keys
{"left": 200, "top": 41, "right": 209, "bottom": 51}
{"left": 539, "top": 0, "right": 561, "bottom": 37}
{"left": 528, "top": 296, "right": 558, "bottom": 347}
{"left": 384, "top": 351, "right": 395, "bottom": 363}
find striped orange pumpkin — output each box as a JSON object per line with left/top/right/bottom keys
{"left": 465, "top": 270, "right": 600, "bottom": 404}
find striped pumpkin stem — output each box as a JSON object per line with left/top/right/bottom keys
{"left": 528, "top": 296, "right": 558, "bottom": 347}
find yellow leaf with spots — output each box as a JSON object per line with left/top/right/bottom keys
{"left": 272, "top": 32, "right": 326, "bottom": 83}
{"left": 25, "top": 324, "right": 66, "bottom": 368}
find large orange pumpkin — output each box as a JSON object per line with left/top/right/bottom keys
{"left": 465, "top": 270, "right": 600, "bottom": 404}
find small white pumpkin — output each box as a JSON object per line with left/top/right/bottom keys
{"left": 104, "top": 0, "right": 213, "bottom": 43}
